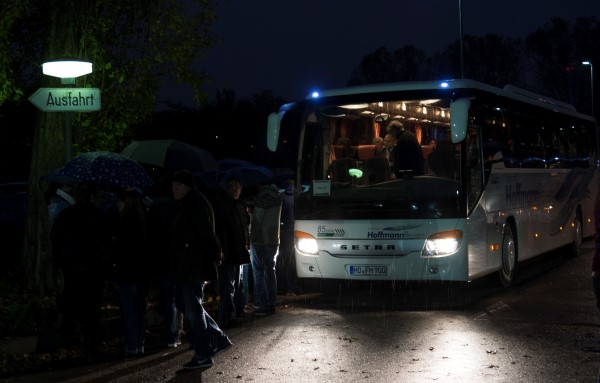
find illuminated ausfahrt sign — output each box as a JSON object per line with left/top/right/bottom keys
{"left": 29, "top": 88, "right": 101, "bottom": 112}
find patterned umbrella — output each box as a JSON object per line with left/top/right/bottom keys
{"left": 57, "top": 151, "right": 153, "bottom": 189}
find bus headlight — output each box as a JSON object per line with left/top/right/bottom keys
{"left": 421, "top": 230, "right": 462, "bottom": 257}
{"left": 295, "top": 230, "right": 319, "bottom": 256}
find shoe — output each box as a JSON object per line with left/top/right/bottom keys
{"left": 221, "top": 319, "right": 237, "bottom": 329}
{"left": 167, "top": 341, "right": 182, "bottom": 348}
{"left": 124, "top": 352, "right": 138, "bottom": 360}
{"left": 183, "top": 356, "right": 213, "bottom": 370}
{"left": 253, "top": 309, "right": 268, "bottom": 317}
{"left": 213, "top": 337, "right": 233, "bottom": 357}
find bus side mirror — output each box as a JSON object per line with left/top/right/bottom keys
{"left": 267, "top": 102, "right": 296, "bottom": 152}
{"left": 450, "top": 98, "right": 470, "bottom": 143}
{"left": 267, "top": 112, "right": 280, "bottom": 152}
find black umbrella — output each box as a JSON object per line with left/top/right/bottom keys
{"left": 219, "top": 165, "right": 274, "bottom": 188}
{"left": 218, "top": 158, "right": 255, "bottom": 172}
{"left": 121, "top": 139, "right": 218, "bottom": 173}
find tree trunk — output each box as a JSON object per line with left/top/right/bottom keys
{"left": 21, "top": 1, "right": 77, "bottom": 294}
{"left": 22, "top": 112, "right": 66, "bottom": 294}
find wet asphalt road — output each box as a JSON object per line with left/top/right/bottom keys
{"left": 6, "top": 240, "right": 600, "bottom": 382}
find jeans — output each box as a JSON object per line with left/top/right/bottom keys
{"left": 58, "top": 268, "right": 104, "bottom": 356}
{"left": 159, "top": 276, "right": 179, "bottom": 344}
{"left": 218, "top": 264, "right": 242, "bottom": 324}
{"left": 176, "top": 282, "right": 226, "bottom": 360}
{"left": 241, "top": 263, "right": 250, "bottom": 307}
{"left": 117, "top": 283, "right": 148, "bottom": 354}
{"left": 251, "top": 243, "right": 279, "bottom": 311}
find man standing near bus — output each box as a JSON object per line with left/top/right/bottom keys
{"left": 250, "top": 182, "right": 283, "bottom": 316}
{"left": 213, "top": 177, "right": 250, "bottom": 328}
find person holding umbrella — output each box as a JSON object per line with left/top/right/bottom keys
{"left": 212, "top": 177, "right": 251, "bottom": 328}
{"left": 250, "top": 182, "right": 283, "bottom": 316}
{"left": 170, "top": 170, "right": 232, "bottom": 370}
{"left": 50, "top": 182, "right": 113, "bottom": 359}
{"left": 45, "top": 183, "right": 75, "bottom": 225}
{"left": 110, "top": 189, "right": 150, "bottom": 358}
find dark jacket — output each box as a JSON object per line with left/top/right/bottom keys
{"left": 394, "top": 129, "right": 424, "bottom": 176}
{"left": 212, "top": 192, "right": 250, "bottom": 265}
{"left": 111, "top": 193, "right": 149, "bottom": 284}
{"left": 147, "top": 195, "right": 179, "bottom": 276}
{"left": 51, "top": 200, "right": 112, "bottom": 277}
{"left": 170, "top": 189, "right": 222, "bottom": 284}
{"left": 250, "top": 185, "right": 282, "bottom": 246}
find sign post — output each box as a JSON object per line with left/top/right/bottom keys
{"left": 29, "top": 87, "right": 101, "bottom": 160}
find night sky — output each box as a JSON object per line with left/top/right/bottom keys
{"left": 158, "top": 0, "right": 600, "bottom": 106}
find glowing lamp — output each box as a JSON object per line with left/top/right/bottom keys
{"left": 42, "top": 59, "right": 93, "bottom": 79}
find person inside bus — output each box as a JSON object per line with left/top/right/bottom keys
{"left": 329, "top": 137, "right": 357, "bottom": 185}
{"left": 388, "top": 120, "right": 424, "bottom": 177}
{"left": 372, "top": 136, "right": 386, "bottom": 158}
{"left": 335, "top": 137, "right": 357, "bottom": 159}
{"left": 383, "top": 133, "right": 398, "bottom": 178}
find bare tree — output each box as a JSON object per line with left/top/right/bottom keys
{"left": 525, "top": 16, "right": 600, "bottom": 115}
{"left": 347, "top": 45, "right": 427, "bottom": 86}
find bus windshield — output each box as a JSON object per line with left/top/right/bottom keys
{"left": 296, "top": 93, "right": 468, "bottom": 221}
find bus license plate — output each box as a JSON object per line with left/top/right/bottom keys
{"left": 348, "top": 265, "right": 388, "bottom": 276}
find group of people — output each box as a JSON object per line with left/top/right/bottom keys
{"left": 47, "top": 168, "right": 286, "bottom": 371}
{"left": 337, "top": 119, "right": 455, "bottom": 180}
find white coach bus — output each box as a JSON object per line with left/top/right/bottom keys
{"left": 267, "top": 79, "right": 598, "bottom": 286}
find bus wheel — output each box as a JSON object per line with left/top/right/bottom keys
{"left": 499, "top": 224, "right": 517, "bottom": 287}
{"left": 569, "top": 211, "right": 583, "bottom": 258}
